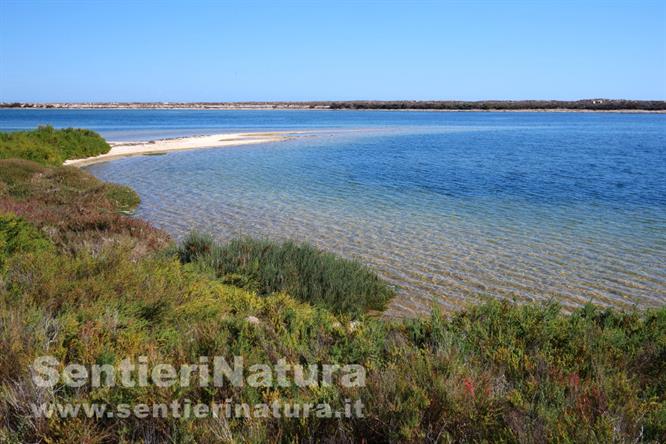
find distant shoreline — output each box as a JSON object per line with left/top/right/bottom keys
{"left": 2, "top": 99, "right": 666, "bottom": 113}
{"left": 64, "top": 131, "right": 296, "bottom": 167}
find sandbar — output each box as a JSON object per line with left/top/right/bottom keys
{"left": 64, "top": 131, "right": 296, "bottom": 166}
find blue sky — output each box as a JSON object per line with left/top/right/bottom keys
{"left": 1, "top": 0, "right": 665, "bottom": 102}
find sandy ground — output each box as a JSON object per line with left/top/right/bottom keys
{"left": 64, "top": 132, "right": 296, "bottom": 166}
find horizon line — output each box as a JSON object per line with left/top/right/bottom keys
{"left": 3, "top": 98, "right": 666, "bottom": 104}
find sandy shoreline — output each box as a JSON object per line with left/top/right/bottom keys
{"left": 64, "top": 131, "right": 296, "bottom": 166}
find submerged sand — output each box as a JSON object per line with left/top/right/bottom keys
{"left": 64, "top": 132, "right": 296, "bottom": 166}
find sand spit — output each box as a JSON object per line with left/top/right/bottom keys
{"left": 64, "top": 132, "right": 296, "bottom": 166}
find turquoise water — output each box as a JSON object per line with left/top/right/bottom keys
{"left": 1, "top": 110, "right": 665, "bottom": 316}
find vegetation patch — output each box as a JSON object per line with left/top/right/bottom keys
{"left": 178, "top": 233, "right": 395, "bottom": 316}
{"left": 1, "top": 229, "right": 664, "bottom": 442}
{"left": 0, "top": 158, "right": 169, "bottom": 256}
{"left": 0, "top": 213, "right": 52, "bottom": 268}
{"left": 0, "top": 125, "right": 110, "bottom": 165}
{"left": 104, "top": 183, "right": 141, "bottom": 212}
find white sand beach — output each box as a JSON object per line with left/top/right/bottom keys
{"left": 64, "top": 132, "right": 295, "bottom": 166}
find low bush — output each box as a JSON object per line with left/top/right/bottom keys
{"left": 0, "top": 125, "right": 110, "bottom": 165}
{"left": 0, "top": 158, "right": 170, "bottom": 256}
{"left": 0, "top": 213, "right": 52, "bottom": 268}
{"left": 178, "top": 234, "right": 396, "bottom": 316}
{"left": 0, "top": 231, "right": 664, "bottom": 442}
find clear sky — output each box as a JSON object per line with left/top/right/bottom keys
{"left": 1, "top": 0, "right": 665, "bottom": 102}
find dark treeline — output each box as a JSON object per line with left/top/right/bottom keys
{"left": 326, "top": 99, "right": 666, "bottom": 111}
{"left": 2, "top": 99, "right": 666, "bottom": 110}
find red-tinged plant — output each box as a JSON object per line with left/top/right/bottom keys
{"left": 463, "top": 378, "right": 475, "bottom": 398}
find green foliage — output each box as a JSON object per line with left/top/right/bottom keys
{"left": 0, "top": 213, "right": 52, "bottom": 269}
{"left": 104, "top": 183, "right": 141, "bottom": 212}
{"left": 178, "top": 234, "right": 395, "bottom": 316}
{"left": 0, "top": 237, "right": 664, "bottom": 442}
{"left": 0, "top": 125, "right": 110, "bottom": 166}
{"left": 0, "top": 159, "right": 168, "bottom": 256}
{"left": 177, "top": 230, "right": 214, "bottom": 263}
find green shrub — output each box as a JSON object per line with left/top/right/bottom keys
{"left": 0, "top": 158, "right": 168, "bottom": 258}
{"left": 0, "top": 125, "right": 110, "bottom": 165}
{"left": 0, "top": 159, "right": 140, "bottom": 209}
{"left": 1, "top": 240, "right": 664, "bottom": 442}
{"left": 0, "top": 158, "right": 46, "bottom": 186}
{"left": 177, "top": 231, "right": 214, "bottom": 263}
{"left": 178, "top": 234, "right": 395, "bottom": 316}
{"left": 0, "top": 213, "right": 52, "bottom": 268}
{"left": 104, "top": 183, "right": 141, "bottom": 212}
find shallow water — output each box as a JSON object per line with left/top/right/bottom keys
{"left": 2, "top": 110, "right": 665, "bottom": 316}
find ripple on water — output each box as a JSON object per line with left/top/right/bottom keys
{"left": 86, "top": 121, "right": 666, "bottom": 317}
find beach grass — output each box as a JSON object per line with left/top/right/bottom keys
{"left": 178, "top": 233, "right": 395, "bottom": 316}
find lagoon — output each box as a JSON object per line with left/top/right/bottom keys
{"left": 2, "top": 109, "right": 664, "bottom": 316}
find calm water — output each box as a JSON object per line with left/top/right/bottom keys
{"left": 2, "top": 110, "right": 665, "bottom": 316}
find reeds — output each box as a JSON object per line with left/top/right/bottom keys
{"left": 178, "top": 233, "right": 395, "bottom": 316}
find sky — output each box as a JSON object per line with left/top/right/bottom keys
{"left": 1, "top": 0, "right": 665, "bottom": 102}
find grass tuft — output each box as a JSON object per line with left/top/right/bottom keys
{"left": 178, "top": 234, "right": 395, "bottom": 316}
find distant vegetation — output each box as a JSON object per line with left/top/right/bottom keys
{"left": 327, "top": 99, "right": 666, "bottom": 111}
{"left": 0, "top": 129, "right": 664, "bottom": 442}
{"left": 3, "top": 99, "right": 666, "bottom": 111}
{"left": 0, "top": 125, "right": 109, "bottom": 165}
